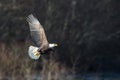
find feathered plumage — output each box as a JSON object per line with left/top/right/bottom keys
{"left": 27, "top": 14, "right": 49, "bottom": 51}
{"left": 26, "top": 14, "right": 58, "bottom": 59}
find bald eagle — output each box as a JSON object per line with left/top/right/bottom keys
{"left": 27, "top": 14, "right": 58, "bottom": 59}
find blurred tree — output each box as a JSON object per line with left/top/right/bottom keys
{"left": 0, "top": 0, "right": 120, "bottom": 72}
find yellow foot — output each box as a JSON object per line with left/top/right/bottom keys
{"left": 34, "top": 51, "right": 40, "bottom": 57}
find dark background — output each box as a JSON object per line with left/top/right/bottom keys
{"left": 0, "top": 0, "right": 120, "bottom": 78}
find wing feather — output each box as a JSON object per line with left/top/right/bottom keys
{"left": 27, "top": 14, "right": 48, "bottom": 47}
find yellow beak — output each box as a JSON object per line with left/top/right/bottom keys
{"left": 34, "top": 51, "right": 40, "bottom": 56}
{"left": 54, "top": 43, "right": 58, "bottom": 46}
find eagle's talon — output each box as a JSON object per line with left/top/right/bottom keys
{"left": 34, "top": 51, "right": 40, "bottom": 56}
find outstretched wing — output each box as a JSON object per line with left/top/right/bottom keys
{"left": 26, "top": 14, "right": 48, "bottom": 47}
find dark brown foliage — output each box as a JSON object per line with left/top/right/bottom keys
{"left": 0, "top": 0, "right": 120, "bottom": 79}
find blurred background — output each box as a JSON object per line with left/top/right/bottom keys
{"left": 0, "top": 0, "right": 120, "bottom": 80}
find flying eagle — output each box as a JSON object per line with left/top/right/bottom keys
{"left": 27, "top": 14, "right": 58, "bottom": 59}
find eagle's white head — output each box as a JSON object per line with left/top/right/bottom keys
{"left": 49, "top": 43, "right": 58, "bottom": 48}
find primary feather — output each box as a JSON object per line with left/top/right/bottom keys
{"left": 26, "top": 14, "right": 49, "bottom": 48}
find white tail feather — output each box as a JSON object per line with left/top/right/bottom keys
{"left": 28, "top": 45, "right": 40, "bottom": 60}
